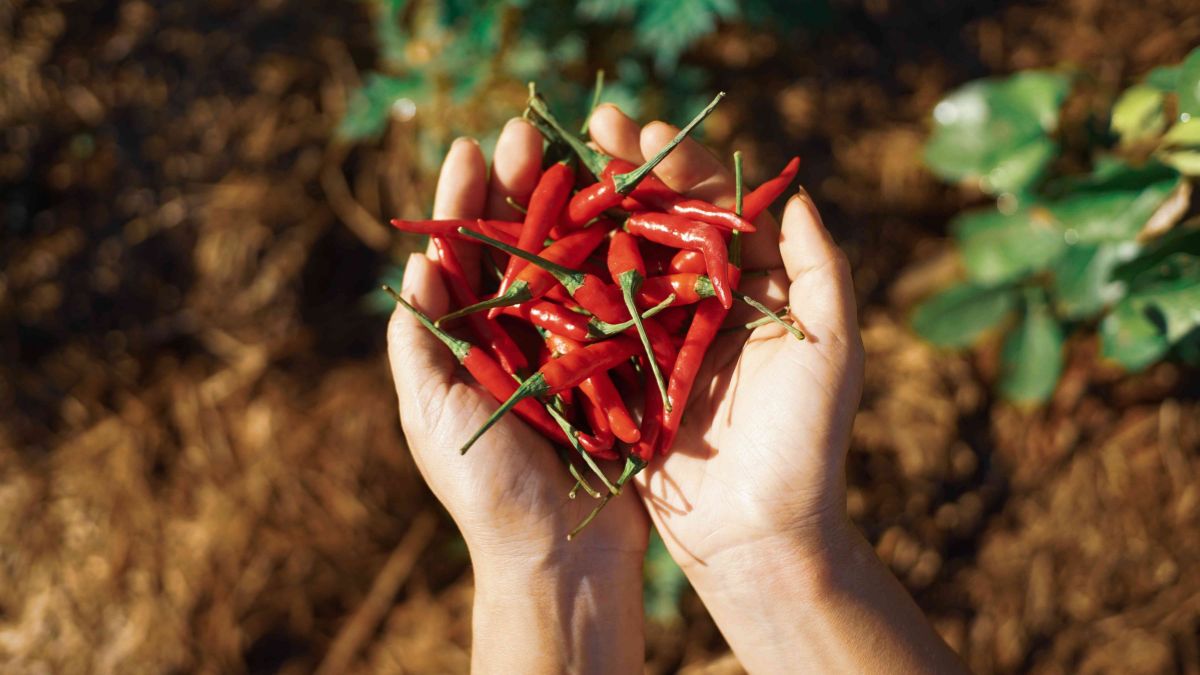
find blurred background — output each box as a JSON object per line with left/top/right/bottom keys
{"left": 3, "top": 0, "right": 1200, "bottom": 672}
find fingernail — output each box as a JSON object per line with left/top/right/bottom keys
{"left": 450, "top": 136, "right": 480, "bottom": 152}
{"left": 502, "top": 117, "right": 526, "bottom": 133}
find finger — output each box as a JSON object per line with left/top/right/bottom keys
{"left": 388, "top": 253, "right": 455, "bottom": 422}
{"left": 778, "top": 192, "right": 858, "bottom": 337}
{"left": 486, "top": 118, "right": 543, "bottom": 219}
{"left": 429, "top": 137, "right": 488, "bottom": 291}
{"left": 588, "top": 104, "right": 645, "bottom": 165}
{"left": 639, "top": 121, "right": 732, "bottom": 205}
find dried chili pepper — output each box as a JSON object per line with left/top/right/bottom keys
{"left": 625, "top": 212, "right": 733, "bottom": 309}
{"left": 458, "top": 335, "right": 640, "bottom": 454}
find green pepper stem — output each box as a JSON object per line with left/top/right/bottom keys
{"left": 580, "top": 69, "right": 605, "bottom": 135}
{"left": 460, "top": 374, "right": 549, "bottom": 455}
{"left": 544, "top": 402, "right": 620, "bottom": 495}
{"left": 558, "top": 445, "right": 601, "bottom": 500}
{"left": 567, "top": 494, "right": 612, "bottom": 541}
{"left": 731, "top": 150, "right": 744, "bottom": 268}
{"left": 526, "top": 91, "right": 609, "bottom": 177}
{"left": 504, "top": 196, "right": 528, "bottom": 215}
{"left": 611, "top": 92, "right": 726, "bottom": 194}
{"left": 619, "top": 272, "right": 671, "bottom": 412}
{"left": 590, "top": 292, "right": 676, "bottom": 337}
{"left": 719, "top": 305, "right": 790, "bottom": 334}
{"left": 383, "top": 285, "right": 472, "bottom": 361}
{"left": 436, "top": 283, "right": 531, "bottom": 326}
{"left": 734, "top": 292, "right": 805, "bottom": 341}
{"left": 459, "top": 227, "right": 585, "bottom": 293}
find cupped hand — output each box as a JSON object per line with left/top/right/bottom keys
{"left": 586, "top": 105, "right": 866, "bottom": 570}
{"left": 387, "top": 120, "right": 649, "bottom": 563}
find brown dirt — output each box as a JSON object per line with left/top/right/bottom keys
{"left": 2, "top": 0, "right": 1199, "bottom": 673}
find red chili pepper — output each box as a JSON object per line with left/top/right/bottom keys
{"left": 462, "top": 227, "right": 629, "bottom": 324}
{"left": 390, "top": 218, "right": 522, "bottom": 245}
{"left": 430, "top": 236, "right": 528, "bottom": 373}
{"left": 655, "top": 306, "right": 690, "bottom": 335}
{"left": 607, "top": 230, "right": 670, "bottom": 410}
{"left": 668, "top": 249, "right": 707, "bottom": 274}
{"left": 658, "top": 266, "right": 743, "bottom": 453}
{"left": 497, "top": 161, "right": 574, "bottom": 296}
{"left": 498, "top": 294, "right": 675, "bottom": 342}
{"left": 384, "top": 287, "right": 570, "bottom": 447}
{"left": 578, "top": 392, "right": 617, "bottom": 459}
{"left": 742, "top": 156, "right": 800, "bottom": 222}
{"left": 626, "top": 212, "right": 733, "bottom": 309}
{"left": 631, "top": 366, "right": 663, "bottom": 463}
{"left": 547, "top": 333, "right": 640, "bottom": 444}
{"left": 531, "top": 93, "right": 725, "bottom": 227}
{"left": 458, "top": 335, "right": 640, "bottom": 454}
{"left": 436, "top": 226, "right": 609, "bottom": 324}
{"left": 619, "top": 193, "right": 755, "bottom": 233}
{"left": 636, "top": 272, "right": 718, "bottom": 309}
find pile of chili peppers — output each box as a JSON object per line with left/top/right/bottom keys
{"left": 388, "top": 84, "right": 804, "bottom": 537}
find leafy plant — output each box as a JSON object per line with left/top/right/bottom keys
{"left": 913, "top": 46, "right": 1200, "bottom": 403}
{"left": 340, "top": 0, "right": 829, "bottom": 162}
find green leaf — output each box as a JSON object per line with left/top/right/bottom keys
{"left": 953, "top": 207, "right": 1066, "bottom": 284}
{"left": 1176, "top": 46, "right": 1200, "bottom": 119}
{"left": 1145, "top": 65, "right": 1180, "bottom": 91}
{"left": 633, "top": 0, "right": 739, "bottom": 71}
{"left": 337, "top": 73, "right": 428, "bottom": 141}
{"left": 911, "top": 282, "right": 1018, "bottom": 348}
{"left": 1114, "top": 227, "right": 1200, "bottom": 288}
{"left": 1101, "top": 275, "right": 1200, "bottom": 370}
{"left": 1159, "top": 118, "right": 1200, "bottom": 175}
{"left": 924, "top": 71, "right": 1073, "bottom": 197}
{"left": 1101, "top": 295, "right": 1170, "bottom": 370}
{"left": 999, "top": 291, "right": 1064, "bottom": 403}
{"left": 1111, "top": 84, "right": 1166, "bottom": 144}
{"left": 1043, "top": 169, "right": 1182, "bottom": 242}
{"left": 1053, "top": 243, "right": 1129, "bottom": 319}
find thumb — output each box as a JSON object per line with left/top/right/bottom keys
{"left": 388, "top": 253, "right": 454, "bottom": 417}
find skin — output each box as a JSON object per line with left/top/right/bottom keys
{"left": 388, "top": 108, "right": 967, "bottom": 674}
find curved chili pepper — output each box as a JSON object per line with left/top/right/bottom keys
{"left": 390, "top": 218, "right": 522, "bottom": 244}
{"left": 742, "top": 156, "right": 801, "bottom": 222}
{"left": 636, "top": 272, "right": 717, "bottom": 309}
{"left": 579, "top": 391, "right": 617, "bottom": 457}
{"left": 497, "top": 161, "right": 574, "bottom": 296}
{"left": 658, "top": 266, "right": 742, "bottom": 453}
{"left": 631, "top": 364, "right": 663, "bottom": 463}
{"left": 619, "top": 194, "right": 755, "bottom": 233}
{"left": 498, "top": 294, "right": 675, "bottom": 342}
{"left": 529, "top": 93, "right": 725, "bottom": 227}
{"left": 547, "top": 333, "right": 640, "bottom": 444}
{"left": 668, "top": 249, "right": 707, "bottom": 274}
{"left": 461, "top": 227, "right": 629, "bottom": 324}
{"left": 458, "top": 335, "right": 640, "bottom": 454}
{"left": 626, "top": 212, "right": 732, "bottom": 309}
{"left": 384, "top": 287, "right": 569, "bottom": 447}
{"left": 430, "top": 236, "right": 528, "bottom": 374}
{"left": 436, "top": 226, "right": 609, "bottom": 324}
{"left": 607, "top": 230, "right": 670, "bottom": 410}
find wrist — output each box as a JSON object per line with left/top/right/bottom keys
{"left": 470, "top": 545, "right": 646, "bottom": 674}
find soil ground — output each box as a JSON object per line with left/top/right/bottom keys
{"left": 2, "top": 0, "right": 1200, "bottom": 672}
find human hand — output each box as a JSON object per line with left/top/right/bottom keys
{"left": 387, "top": 120, "right": 648, "bottom": 671}
{"left": 586, "top": 104, "right": 865, "bottom": 571}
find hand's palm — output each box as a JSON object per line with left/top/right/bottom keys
{"left": 389, "top": 131, "right": 647, "bottom": 555}
{"left": 584, "top": 106, "right": 864, "bottom": 565}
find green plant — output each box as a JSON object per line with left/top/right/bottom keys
{"left": 339, "top": 0, "right": 829, "bottom": 162}
{"left": 913, "top": 47, "right": 1200, "bottom": 403}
